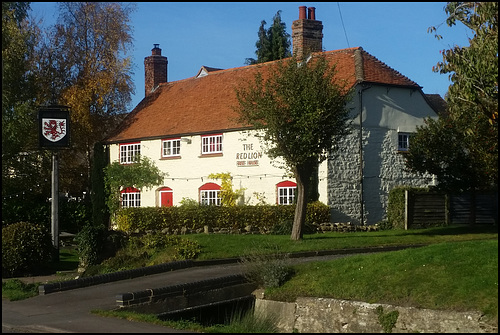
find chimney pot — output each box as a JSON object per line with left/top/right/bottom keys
{"left": 152, "top": 44, "right": 161, "bottom": 56}
{"left": 308, "top": 7, "right": 316, "bottom": 20}
{"left": 299, "top": 6, "right": 307, "bottom": 19}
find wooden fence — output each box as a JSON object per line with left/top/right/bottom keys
{"left": 404, "top": 191, "right": 498, "bottom": 229}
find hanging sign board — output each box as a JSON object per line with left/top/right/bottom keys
{"left": 38, "top": 106, "right": 70, "bottom": 148}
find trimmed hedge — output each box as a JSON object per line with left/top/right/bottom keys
{"left": 114, "top": 201, "right": 330, "bottom": 234}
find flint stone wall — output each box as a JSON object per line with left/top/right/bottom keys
{"left": 254, "top": 296, "right": 497, "bottom": 333}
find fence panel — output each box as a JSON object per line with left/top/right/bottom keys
{"left": 450, "top": 193, "right": 498, "bottom": 224}
{"left": 405, "top": 191, "right": 498, "bottom": 229}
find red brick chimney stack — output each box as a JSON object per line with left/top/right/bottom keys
{"left": 144, "top": 44, "right": 168, "bottom": 97}
{"left": 292, "top": 6, "right": 323, "bottom": 60}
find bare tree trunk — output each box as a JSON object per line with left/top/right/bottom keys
{"left": 291, "top": 163, "right": 314, "bottom": 241}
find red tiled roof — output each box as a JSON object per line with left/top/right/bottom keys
{"left": 105, "top": 47, "right": 421, "bottom": 143}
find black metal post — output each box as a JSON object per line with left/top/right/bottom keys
{"left": 51, "top": 151, "right": 59, "bottom": 261}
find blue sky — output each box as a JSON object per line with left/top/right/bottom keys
{"left": 30, "top": 2, "right": 472, "bottom": 112}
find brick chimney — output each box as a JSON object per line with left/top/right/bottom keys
{"left": 292, "top": 6, "right": 323, "bottom": 60}
{"left": 144, "top": 44, "right": 168, "bottom": 96}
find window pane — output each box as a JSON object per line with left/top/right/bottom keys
{"left": 202, "top": 135, "right": 222, "bottom": 154}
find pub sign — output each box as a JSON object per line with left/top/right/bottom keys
{"left": 38, "top": 106, "right": 70, "bottom": 148}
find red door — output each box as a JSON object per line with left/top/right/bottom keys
{"left": 160, "top": 188, "right": 173, "bottom": 207}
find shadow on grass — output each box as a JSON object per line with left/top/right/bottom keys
{"left": 411, "top": 224, "right": 498, "bottom": 236}
{"left": 302, "top": 224, "right": 498, "bottom": 241}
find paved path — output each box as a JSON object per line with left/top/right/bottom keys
{"left": 2, "top": 247, "right": 417, "bottom": 333}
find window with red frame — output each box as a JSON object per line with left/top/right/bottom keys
{"left": 277, "top": 181, "right": 296, "bottom": 205}
{"left": 199, "top": 182, "right": 221, "bottom": 206}
{"left": 121, "top": 187, "right": 141, "bottom": 207}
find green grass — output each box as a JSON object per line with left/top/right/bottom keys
{"left": 1, "top": 279, "right": 39, "bottom": 301}
{"left": 92, "top": 307, "right": 278, "bottom": 333}
{"left": 2, "top": 246, "right": 80, "bottom": 300}
{"left": 265, "top": 239, "right": 498, "bottom": 319}
{"left": 185, "top": 224, "right": 497, "bottom": 260}
{"left": 3, "top": 224, "right": 498, "bottom": 332}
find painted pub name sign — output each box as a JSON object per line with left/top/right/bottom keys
{"left": 236, "top": 143, "right": 263, "bottom": 167}
{"left": 38, "top": 106, "right": 70, "bottom": 148}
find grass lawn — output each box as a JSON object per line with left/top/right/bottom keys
{"left": 3, "top": 224, "right": 498, "bottom": 332}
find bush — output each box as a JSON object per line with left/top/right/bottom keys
{"left": 81, "top": 232, "right": 202, "bottom": 277}
{"left": 75, "top": 224, "right": 108, "bottom": 268}
{"left": 387, "top": 186, "right": 430, "bottom": 229}
{"left": 376, "top": 220, "right": 393, "bottom": 231}
{"left": 2, "top": 195, "right": 91, "bottom": 234}
{"left": 114, "top": 202, "right": 330, "bottom": 235}
{"left": 2, "top": 222, "right": 54, "bottom": 277}
{"left": 240, "top": 243, "right": 295, "bottom": 289}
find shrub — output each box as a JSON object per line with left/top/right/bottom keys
{"left": 2, "top": 195, "right": 92, "bottom": 234}
{"left": 240, "top": 242, "right": 295, "bottom": 288}
{"left": 114, "top": 202, "right": 330, "bottom": 235}
{"left": 2, "top": 222, "right": 54, "bottom": 277}
{"left": 75, "top": 224, "right": 108, "bottom": 268}
{"left": 376, "top": 220, "right": 393, "bottom": 231}
{"left": 387, "top": 186, "right": 430, "bottom": 229}
{"left": 175, "top": 238, "right": 201, "bottom": 260}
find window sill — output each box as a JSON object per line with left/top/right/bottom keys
{"left": 160, "top": 156, "right": 181, "bottom": 160}
{"left": 199, "top": 153, "right": 223, "bottom": 158}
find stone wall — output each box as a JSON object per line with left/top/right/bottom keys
{"left": 328, "top": 128, "right": 434, "bottom": 225}
{"left": 254, "top": 296, "right": 497, "bottom": 333}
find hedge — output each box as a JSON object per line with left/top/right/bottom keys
{"left": 114, "top": 201, "right": 330, "bottom": 234}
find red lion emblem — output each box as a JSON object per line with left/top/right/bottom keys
{"left": 43, "top": 119, "right": 66, "bottom": 142}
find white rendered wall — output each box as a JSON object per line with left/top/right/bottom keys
{"left": 108, "top": 130, "right": 301, "bottom": 207}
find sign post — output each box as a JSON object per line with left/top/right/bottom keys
{"left": 38, "top": 105, "right": 70, "bottom": 261}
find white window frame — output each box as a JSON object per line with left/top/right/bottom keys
{"left": 121, "top": 189, "right": 141, "bottom": 208}
{"left": 398, "top": 133, "right": 411, "bottom": 152}
{"left": 200, "top": 190, "right": 221, "bottom": 206}
{"left": 201, "top": 134, "right": 223, "bottom": 154}
{"left": 120, "top": 142, "right": 141, "bottom": 164}
{"left": 162, "top": 138, "right": 181, "bottom": 158}
{"left": 278, "top": 186, "right": 296, "bottom": 205}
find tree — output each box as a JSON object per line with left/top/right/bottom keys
{"left": 91, "top": 142, "right": 109, "bottom": 228}
{"left": 245, "top": 10, "right": 291, "bottom": 65}
{"left": 34, "top": 2, "right": 136, "bottom": 196}
{"left": 405, "top": 116, "right": 488, "bottom": 191}
{"left": 235, "top": 55, "right": 353, "bottom": 240}
{"left": 405, "top": 2, "right": 498, "bottom": 224}
{"left": 408, "top": 1, "right": 498, "bottom": 191}
{"left": 2, "top": 2, "right": 54, "bottom": 223}
{"left": 104, "top": 156, "right": 166, "bottom": 214}
{"left": 429, "top": 2, "right": 498, "bottom": 125}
